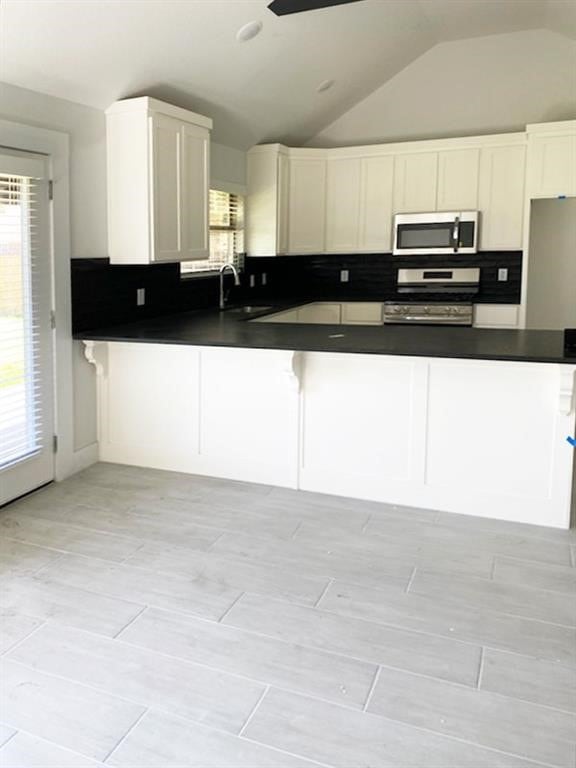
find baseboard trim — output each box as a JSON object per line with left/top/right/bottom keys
{"left": 69, "top": 442, "right": 99, "bottom": 476}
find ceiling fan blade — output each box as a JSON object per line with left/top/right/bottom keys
{"left": 268, "top": 0, "right": 364, "bottom": 16}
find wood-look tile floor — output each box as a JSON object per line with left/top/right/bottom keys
{"left": 0, "top": 463, "right": 575, "bottom": 768}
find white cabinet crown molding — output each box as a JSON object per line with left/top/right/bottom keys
{"left": 105, "top": 96, "right": 213, "bottom": 130}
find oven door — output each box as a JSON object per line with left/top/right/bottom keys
{"left": 393, "top": 212, "right": 478, "bottom": 255}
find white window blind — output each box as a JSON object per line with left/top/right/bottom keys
{"left": 181, "top": 189, "right": 244, "bottom": 274}
{"left": 0, "top": 171, "right": 44, "bottom": 468}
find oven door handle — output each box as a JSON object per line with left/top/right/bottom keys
{"left": 452, "top": 216, "right": 460, "bottom": 252}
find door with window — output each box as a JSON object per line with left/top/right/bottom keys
{"left": 0, "top": 152, "right": 54, "bottom": 506}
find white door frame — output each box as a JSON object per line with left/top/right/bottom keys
{"left": 0, "top": 117, "right": 76, "bottom": 482}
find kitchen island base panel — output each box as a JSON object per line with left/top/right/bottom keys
{"left": 85, "top": 342, "right": 575, "bottom": 529}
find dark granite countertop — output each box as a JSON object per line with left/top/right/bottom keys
{"left": 75, "top": 303, "right": 575, "bottom": 365}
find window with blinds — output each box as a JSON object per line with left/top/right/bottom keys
{"left": 0, "top": 172, "right": 43, "bottom": 468}
{"left": 181, "top": 189, "right": 244, "bottom": 274}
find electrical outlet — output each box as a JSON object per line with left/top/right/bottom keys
{"left": 136, "top": 288, "right": 146, "bottom": 306}
{"left": 262, "top": 272, "right": 267, "bottom": 286}
{"left": 340, "top": 269, "right": 349, "bottom": 283}
{"left": 498, "top": 268, "right": 508, "bottom": 282}
{"left": 249, "top": 274, "right": 256, "bottom": 288}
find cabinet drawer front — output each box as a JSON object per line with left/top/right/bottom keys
{"left": 474, "top": 304, "right": 519, "bottom": 328}
{"left": 341, "top": 303, "right": 383, "bottom": 324}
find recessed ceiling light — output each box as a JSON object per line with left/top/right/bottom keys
{"left": 317, "top": 79, "right": 335, "bottom": 93}
{"left": 236, "top": 21, "right": 263, "bottom": 42}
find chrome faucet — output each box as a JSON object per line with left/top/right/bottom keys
{"left": 219, "top": 263, "right": 241, "bottom": 310}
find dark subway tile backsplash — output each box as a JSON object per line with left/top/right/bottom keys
{"left": 72, "top": 252, "right": 522, "bottom": 333}
{"left": 244, "top": 251, "right": 523, "bottom": 304}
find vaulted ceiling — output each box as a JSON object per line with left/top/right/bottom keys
{"left": 0, "top": 0, "right": 574, "bottom": 149}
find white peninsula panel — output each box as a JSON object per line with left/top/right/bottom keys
{"left": 86, "top": 342, "right": 576, "bottom": 529}
{"left": 87, "top": 342, "right": 300, "bottom": 488}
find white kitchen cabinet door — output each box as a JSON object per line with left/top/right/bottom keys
{"left": 325, "top": 158, "right": 361, "bottom": 252}
{"left": 436, "top": 148, "right": 480, "bottom": 211}
{"left": 198, "top": 348, "right": 300, "bottom": 487}
{"left": 107, "top": 97, "right": 212, "bottom": 264}
{"left": 151, "top": 113, "right": 182, "bottom": 262}
{"left": 473, "top": 304, "right": 520, "bottom": 328}
{"left": 297, "top": 303, "right": 341, "bottom": 324}
{"left": 393, "top": 152, "right": 438, "bottom": 214}
{"left": 180, "top": 122, "right": 210, "bottom": 260}
{"left": 528, "top": 134, "right": 576, "bottom": 198}
{"left": 478, "top": 145, "right": 525, "bottom": 250}
{"left": 277, "top": 152, "right": 290, "bottom": 254}
{"left": 288, "top": 158, "right": 327, "bottom": 253}
{"left": 359, "top": 156, "right": 394, "bottom": 252}
{"left": 341, "top": 303, "right": 383, "bottom": 325}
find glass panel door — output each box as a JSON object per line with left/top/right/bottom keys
{"left": 0, "top": 152, "right": 54, "bottom": 506}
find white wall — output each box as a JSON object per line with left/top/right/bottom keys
{"left": 310, "top": 30, "right": 576, "bottom": 147}
{"left": 0, "top": 81, "right": 246, "bottom": 455}
{"left": 526, "top": 198, "right": 576, "bottom": 330}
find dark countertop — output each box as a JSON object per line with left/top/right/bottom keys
{"left": 75, "top": 304, "right": 575, "bottom": 365}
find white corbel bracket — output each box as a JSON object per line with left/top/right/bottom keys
{"left": 559, "top": 367, "right": 576, "bottom": 415}
{"left": 83, "top": 340, "right": 108, "bottom": 378}
{"left": 283, "top": 351, "right": 303, "bottom": 393}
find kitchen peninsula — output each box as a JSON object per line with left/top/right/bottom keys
{"left": 79, "top": 306, "right": 576, "bottom": 530}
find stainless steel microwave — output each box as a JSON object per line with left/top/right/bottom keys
{"left": 393, "top": 211, "right": 479, "bottom": 255}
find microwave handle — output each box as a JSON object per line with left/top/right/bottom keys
{"left": 452, "top": 216, "right": 460, "bottom": 252}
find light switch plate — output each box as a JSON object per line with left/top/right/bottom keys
{"left": 136, "top": 288, "right": 146, "bottom": 306}
{"left": 249, "top": 275, "right": 256, "bottom": 288}
{"left": 498, "top": 268, "right": 508, "bottom": 282}
{"left": 340, "top": 269, "right": 349, "bottom": 283}
{"left": 262, "top": 273, "right": 267, "bottom": 286}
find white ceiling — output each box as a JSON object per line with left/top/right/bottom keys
{"left": 0, "top": 0, "right": 574, "bottom": 149}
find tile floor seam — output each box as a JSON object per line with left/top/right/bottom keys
{"left": 112, "top": 605, "right": 150, "bottom": 639}
{"left": 0, "top": 729, "right": 18, "bottom": 752}
{"left": 0, "top": 537, "right": 148, "bottom": 571}
{"left": 217, "top": 591, "right": 246, "bottom": 623}
{"left": 475, "top": 646, "right": 485, "bottom": 689}
{"left": 312, "top": 578, "right": 334, "bottom": 608}
{"left": 0, "top": 618, "right": 47, "bottom": 658}
{"left": 238, "top": 685, "right": 270, "bottom": 737}
{"left": 405, "top": 565, "right": 418, "bottom": 593}
{"left": 362, "top": 665, "right": 382, "bottom": 712}
{"left": 100, "top": 705, "right": 150, "bottom": 764}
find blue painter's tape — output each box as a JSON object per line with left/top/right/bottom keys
{"left": 567, "top": 436, "right": 576, "bottom": 447}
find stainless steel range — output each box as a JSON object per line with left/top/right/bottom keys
{"left": 384, "top": 267, "right": 480, "bottom": 326}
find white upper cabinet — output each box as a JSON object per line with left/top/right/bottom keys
{"left": 150, "top": 114, "right": 182, "bottom": 262}
{"left": 325, "top": 157, "right": 361, "bottom": 252}
{"left": 527, "top": 122, "right": 576, "bottom": 199}
{"left": 180, "top": 122, "right": 210, "bottom": 261}
{"left": 359, "top": 155, "right": 394, "bottom": 252}
{"left": 246, "top": 147, "right": 286, "bottom": 257}
{"left": 478, "top": 144, "right": 525, "bottom": 250}
{"left": 436, "top": 149, "right": 480, "bottom": 211}
{"left": 106, "top": 97, "right": 211, "bottom": 265}
{"left": 288, "top": 157, "right": 327, "bottom": 254}
{"left": 393, "top": 152, "right": 438, "bottom": 213}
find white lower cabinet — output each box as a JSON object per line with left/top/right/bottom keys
{"left": 94, "top": 343, "right": 299, "bottom": 487}
{"left": 296, "top": 303, "right": 341, "bottom": 324}
{"left": 89, "top": 342, "right": 575, "bottom": 529}
{"left": 341, "top": 302, "right": 383, "bottom": 324}
{"left": 473, "top": 304, "right": 520, "bottom": 328}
